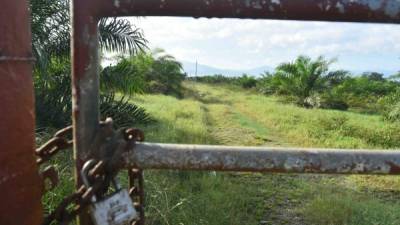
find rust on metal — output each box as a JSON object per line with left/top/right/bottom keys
{"left": 124, "top": 143, "right": 400, "bottom": 175}
{"left": 128, "top": 168, "right": 145, "bottom": 225}
{"left": 0, "top": 0, "right": 43, "bottom": 224}
{"left": 39, "top": 166, "right": 60, "bottom": 193}
{"left": 71, "top": 1, "right": 101, "bottom": 223}
{"left": 75, "top": 0, "right": 400, "bottom": 24}
{"left": 70, "top": 0, "right": 400, "bottom": 224}
{"left": 35, "top": 125, "right": 72, "bottom": 165}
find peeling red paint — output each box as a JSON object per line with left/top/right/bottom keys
{"left": 0, "top": 1, "right": 43, "bottom": 224}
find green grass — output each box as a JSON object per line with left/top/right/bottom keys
{"left": 42, "top": 81, "right": 400, "bottom": 225}
{"left": 131, "top": 82, "right": 400, "bottom": 225}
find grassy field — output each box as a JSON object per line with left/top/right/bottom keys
{"left": 131, "top": 81, "right": 400, "bottom": 225}
{"left": 43, "top": 81, "right": 400, "bottom": 225}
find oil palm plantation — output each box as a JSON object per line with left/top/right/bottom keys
{"left": 274, "top": 55, "right": 348, "bottom": 107}
{"left": 31, "top": 0, "right": 152, "bottom": 128}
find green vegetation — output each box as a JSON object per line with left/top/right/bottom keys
{"left": 189, "top": 73, "right": 258, "bottom": 89}
{"left": 32, "top": 2, "right": 400, "bottom": 224}
{"left": 31, "top": 0, "right": 151, "bottom": 129}
{"left": 263, "top": 55, "right": 349, "bottom": 108}
{"left": 131, "top": 82, "right": 400, "bottom": 225}
{"left": 40, "top": 79, "right": 400, "bottom": 224}
{"left": 193, "top": 56, "right": 400, "bottom": 124}
{"left": 103, "top": 49, "right": 186, "bottom": 98}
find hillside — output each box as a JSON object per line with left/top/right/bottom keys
{"left": 181, "top": 61, "right": 397, "bottom": 77}
{"left": 182, "top": 61, "right": 273, "bottom": 77}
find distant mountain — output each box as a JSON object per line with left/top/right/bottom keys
{"left": 181, "top": 61, "right": 397, "bottom": 77}
{"left": 348, "top": 69, "right": 397, "bottom": 77}
{"left": 182, "top": 61, "right": 273, "bottom": 77}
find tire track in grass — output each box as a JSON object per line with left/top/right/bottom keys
{"left": 185, "top": 83, "right": 307, "bottom": 225}
{"left": 175, "top": 82, "right": 400, "bottom": 225}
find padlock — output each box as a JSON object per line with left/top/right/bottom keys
{"left": 81, "top": 160, "right": 138, "bottom": 225}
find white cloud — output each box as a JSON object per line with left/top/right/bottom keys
{"left": 130, "top": 17, "right": 400, "bottom": 72}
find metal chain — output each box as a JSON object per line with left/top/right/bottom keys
{"left": 36, "top": 126, "right": 73, "bottom": 165}
{"left": 36, "top": 126, "right": 73, "bottom": 195}
{"left": 124, "top": 128, "right": 146, "bottom": 225}
{"left": 38, "top": 123, "right": 145, "bottom": 225}
{"left": 42, "top": 160, "right": 107, "bottom": 225}
{"left": 129, "top": 168, "right": 145, "bottom": 225}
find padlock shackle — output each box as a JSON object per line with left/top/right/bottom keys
{"left": 80, "top": 159, "right": 98, "bottom": 202}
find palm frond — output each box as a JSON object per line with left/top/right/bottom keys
{"left": 100, "top": 58, "right": 146, "bottom": 95}
{"left": 99, "top": 18, "right": 148, "bottom": 55}
{"left": 30, "top": 0, "right": 70, "bottom": 71}
{"left": 100, "top": 92, "right": 154, "bottom": 127}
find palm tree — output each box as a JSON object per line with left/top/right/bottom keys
{"left": 30, "top": 0, "right": 147, "bottom": 72}
{"left": 101, "top": 48, "right": 186, "bottom": 98}
{"left": 30, "top": 0, "right": 151, "bottom": 128}
{"left": 274, "top": 55, "right": 348, "bottom": 106}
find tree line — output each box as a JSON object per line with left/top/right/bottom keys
{"left": 191, "top": 55, "right": 400, "bottom": 122}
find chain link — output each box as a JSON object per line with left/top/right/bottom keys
{"left": 129, "top": 168, "right": 145, "bottom": 225}
{"left": 42, "top": 161, "right": 108, "bottom": 225}
{"left": 38, "top": 123, "right": 145, "bottom": 225}
{"left": 124, "top": 128, "right": 146, "bottom": 225}
{"left": 36, "top": 126, "right": 73, "bottom": 165}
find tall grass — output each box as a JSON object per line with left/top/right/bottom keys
{"left": 129, "top": 93, "right": 264, "bottom": 225}
{"left": 42, "top": 82, "right": 400, "bottom": 225}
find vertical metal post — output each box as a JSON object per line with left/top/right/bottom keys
{"left": 0, "top": 0, "right": 43, "bottom": 224}
{"left": 71, "top": 0, "right": 100, "bottom": 224}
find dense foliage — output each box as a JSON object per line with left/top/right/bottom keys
{"left": 31, "top": 0, "right": 152, "bottom": 129}
{"left": 103, "top": 49, "right": 187, "bottom": 98}
{"left": 191, "top": 56, "right": 400, "bottom": 122}
{"left": 260, "top": 57, "right": 400, "bottom": 116}
{"left": 258, "top": 56, "right": 350, "bottom": 108}
{"left": 189, "top": 74, "right": 257, "bottom": 89}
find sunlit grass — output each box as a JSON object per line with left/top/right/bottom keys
{"left": 131, "top": 83, "right": 400, "bottom": 224}
{"left": 42, "top": 81, "right": 400, "bottom": 225}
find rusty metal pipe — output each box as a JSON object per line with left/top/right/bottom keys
{"left": 0, "top": 1, "right": 43, "bottom": 224}
{"left": 92, "top": 0, "right": 400, "bottom": 24}
{"left": 71, "top": 0, "right": 400, "bottom": 224}
{"left": 71, "top": 1, "right": 100, "bottom": 224}
{"left": 125, "top": 143, "right": 400, "bottom": 174}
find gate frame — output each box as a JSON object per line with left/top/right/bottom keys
{"left": 71, "top": 0, "right": 400, "bottom": 224}
{"left": 0, "top": 1, "right": 43, "bottom": 224}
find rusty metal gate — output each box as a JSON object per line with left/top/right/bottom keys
{"left": 1, "top": 0, "right": 400, "bottom": 224}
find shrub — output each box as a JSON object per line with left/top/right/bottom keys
{"left": 319, "top": 93, "right": 349, "bottom": 110}
{"left": 105, "top": 49, "right": 186, "bottom": 98}
{"left": 235, "top": 74, "right": 257, "bottom": 89}
{"left": 380, "top": 89, "right": 400, "bottom": 122}
{"left": 384, "top": 102, "right": 400, "bottom": 122}
{"left": 190, "top": 74, "right": 258, "bottom": 89}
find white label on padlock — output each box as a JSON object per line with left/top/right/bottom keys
{"left": 90, "top": 189, "right": 138, "bottom": 225}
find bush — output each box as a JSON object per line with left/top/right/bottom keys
{"left": 319, "top": 93, "right": 349, "bottom": 110}
{"left": 236, "top": 74, "right": 257, "bottom": 88}
{"left": 104, "top": 49, "right": 186, "bottom": 97}
{"left": 190, "top": 74, "right": 258, "bottom": 89}
{"left": 35, "top": 59, "right": 72, "bottom": 129}
{"left": 380, "top": 89, "right": 400, "bottom": 122}
{"left": 384, "top": 102, "right": 400, "bottom": 122}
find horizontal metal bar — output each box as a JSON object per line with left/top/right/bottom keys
{"left": 124, "top": 143, "right": 400, "bottom": 175}
{"left": 95, "top": 0, "right": 400, "bottom": 24}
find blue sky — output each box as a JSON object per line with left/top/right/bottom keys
{"left": 131, "top": 17, "right": 400, "bottom": 74}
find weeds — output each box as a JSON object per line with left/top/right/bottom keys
{"left": 42, "top": 82, "right": 400, "bottom": 225}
